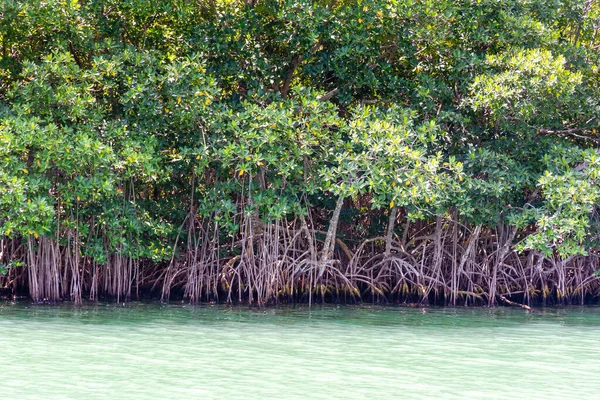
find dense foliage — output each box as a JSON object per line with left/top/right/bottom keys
{"left": 1, "top": 0, "right": 599, "bottom": 305}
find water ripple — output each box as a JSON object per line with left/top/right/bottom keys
{"left": 0, "top": 303, "right": 599, "bottom": 399}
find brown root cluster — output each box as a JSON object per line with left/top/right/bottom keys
{"left": 1, "top": 210, "right": 599, "bottom": 306}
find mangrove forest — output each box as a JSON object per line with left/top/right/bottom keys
{"left": 1, "top": 0, "right": 600, "bottom": 306}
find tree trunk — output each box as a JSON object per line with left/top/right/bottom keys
{"left": 320, "top": 196, "right": 344, "bottom": 271}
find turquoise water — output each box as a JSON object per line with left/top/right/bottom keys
{"left": 0, "top": 303, "right": 599, "bottom": 399}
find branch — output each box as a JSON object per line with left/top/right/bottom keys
{"left": 498, "top": 294, "right": 538, "bottom": 313}
{"left": 280, "top": 55, "right": 302, "bottom": 99}
{"left": 537, "top": 126, "right": 599, "bottom": 142}
{"left": 318, "top": 88, "right": 339, "bottom": 102}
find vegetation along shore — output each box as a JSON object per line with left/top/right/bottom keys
{"left": 1, "top": 0, "right": 600, "bottom": 306}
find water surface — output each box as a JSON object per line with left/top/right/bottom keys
{"left": 1, "top": 303, "right": 599, "bottom": 399}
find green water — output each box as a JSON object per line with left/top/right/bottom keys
{"left": 1, "top": 304, "right": 599, "bottom": 399}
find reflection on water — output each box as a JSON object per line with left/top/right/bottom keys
{"left": 1, "top": 303, "right": 599, "bottom": 399}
